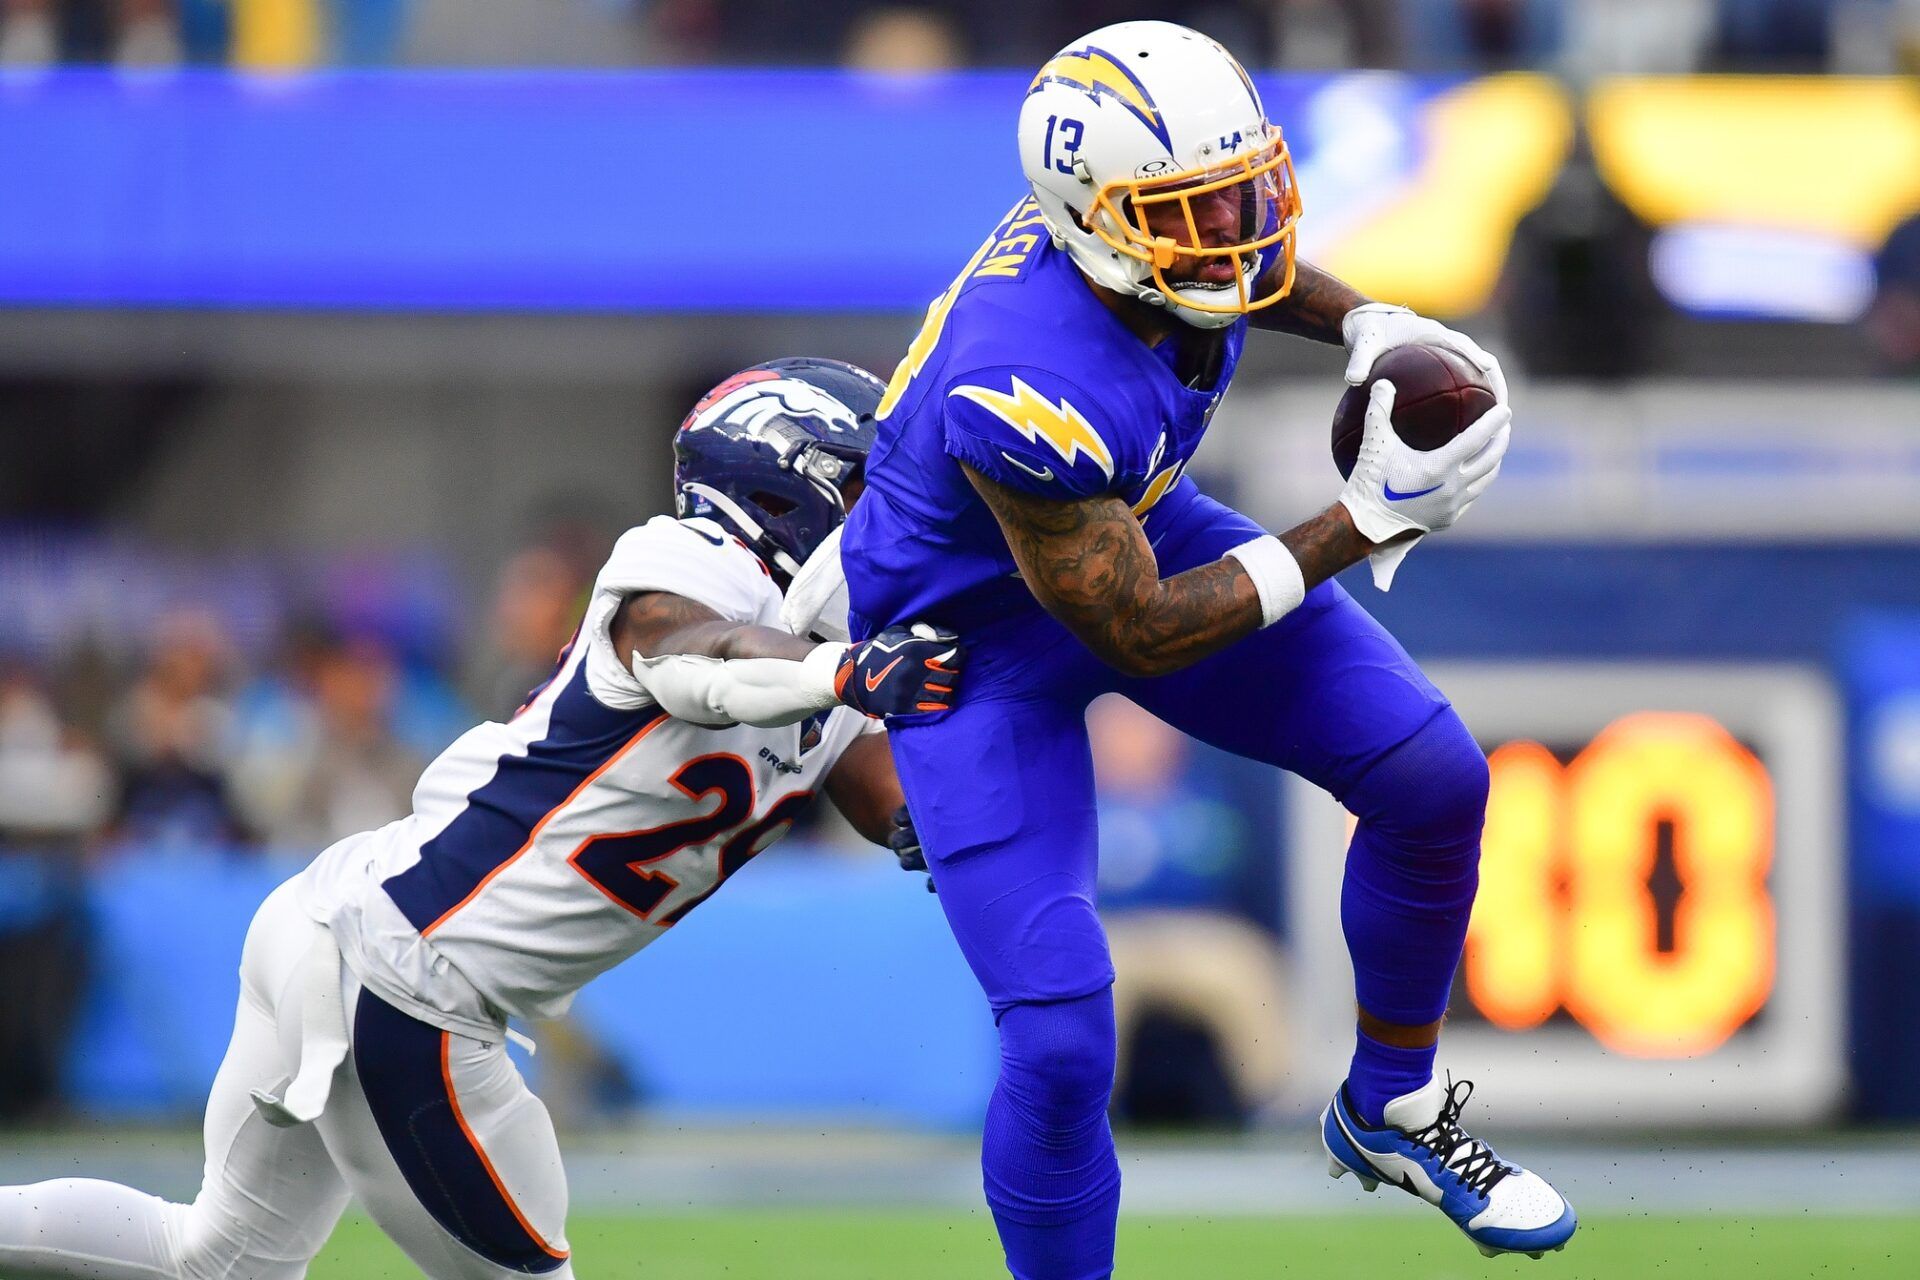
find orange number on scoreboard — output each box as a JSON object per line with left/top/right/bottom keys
{"left": 1464, "top": 741, "right": 1563, "bottom": 1030}
{"left": 1462, "top": 713, "right": 1775, "bottom": 1058}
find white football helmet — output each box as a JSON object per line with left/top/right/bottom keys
{"left": 1018, "top": 21, "right": 1303, "bottom": 329}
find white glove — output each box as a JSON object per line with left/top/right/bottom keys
{"left": 779, "top": 523, "right": 851, "bottom": 643}
{"left": 1342, "top": 302, "right": 1509, "bottom": 408}
{"left": 1337, "top": 380, "right": 1510, "bottom": 591}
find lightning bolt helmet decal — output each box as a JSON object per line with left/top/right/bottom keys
{"left": 1027, "top": 45, "right": 1172, "bottom": 151}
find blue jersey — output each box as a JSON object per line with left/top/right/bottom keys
{"left": 843, "top": 197, "right": 1245, "bottom": 636}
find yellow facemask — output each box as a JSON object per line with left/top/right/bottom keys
{"left": 1084, "top": 129, "right": 1303, "bottom": 317}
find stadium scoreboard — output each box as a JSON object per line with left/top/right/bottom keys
{"left": 1286, "top": 664, "right": 1845, "bottom": 1124}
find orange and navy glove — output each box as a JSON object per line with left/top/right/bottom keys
{"left": 834, "top": 623, "right": 963, "bottom": 719}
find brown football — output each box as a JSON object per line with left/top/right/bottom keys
{"left": 1331, "top": 344, "right": 1497, "bottom": 479}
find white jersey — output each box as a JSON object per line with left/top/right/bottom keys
{"left": 298, "top": 516, "right": 877, "bottom": 1034}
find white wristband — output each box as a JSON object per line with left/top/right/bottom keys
{"left": 1224, "top": 535, "right": 1306, "bottom": 629}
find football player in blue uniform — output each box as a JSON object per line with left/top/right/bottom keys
{"left": 840, "top": 20, "right": 1572, "bottom": 1279}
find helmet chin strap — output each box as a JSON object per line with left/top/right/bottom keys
{"left": 679, "top": 482, "right": 805, "bottom": 581}
{"left": 1166, "top": 293, "right": 1248, "bottom": 330}
{"left": 1056, "top": 199, "right": 1227, "bottom": 322}
{"left": 1061, "top": 227, "right": 1246, "bottom": 331}
{"left": 1116, "top": 280, "right": 1245, "bottom": 331}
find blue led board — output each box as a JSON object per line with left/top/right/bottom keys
{"left": 0, "top": 69, "right": 1331, "bottom": 311}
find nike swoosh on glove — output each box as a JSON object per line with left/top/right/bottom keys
{"left": 834, "top": 623, "right": 964, "bottom": 719}
{"left": 1336, "top": 380, "right": 1511, "bottom": 591}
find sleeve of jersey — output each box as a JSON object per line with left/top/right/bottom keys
{"left": 941, "top": 365, "right": 1132, "bottom": 501}
{"left": 582, "top": 517, "right": 779, "bottom": 711}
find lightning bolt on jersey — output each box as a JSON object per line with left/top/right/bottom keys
{"left": 297, "top": 516, "right": 877, "bottom": 1033}
{"left": 842, "top": 197, "right": 1252, "bottom": 636}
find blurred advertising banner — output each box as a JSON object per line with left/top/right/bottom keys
{"left": 0, "top": 69, "right": 1547, "bottom": 314}
{"left": 1286, "top": 664, "right": 1846, "bottom": 1125}
{"left": 1, "top": 69, "right": 1904, "bottom": 318}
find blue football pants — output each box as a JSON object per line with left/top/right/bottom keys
{"left": 886, "top": 488, "right": 1487, "bottom": 1280}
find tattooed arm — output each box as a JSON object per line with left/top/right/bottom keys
{"left": 1249, "top": 258, "right": 1370, "bottom": 343}
{"left": 962, "top": 463, "right": 1378, "bottom": 679}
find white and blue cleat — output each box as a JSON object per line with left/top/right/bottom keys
{"left": 1321, "top": 1075, "right": 1577, "bottom": 1259}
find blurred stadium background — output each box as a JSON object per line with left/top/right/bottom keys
{"left": 3, "top": 1, "right": 1920, "bottom": 1276}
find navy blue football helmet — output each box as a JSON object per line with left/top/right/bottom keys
{"left": 672, "top": 357, "right": 885, "bottom": 585}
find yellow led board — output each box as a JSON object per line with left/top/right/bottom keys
{"left": 1288, "top": 666, "right": 1843, "bottom": 1126}
{"left": 1588, "top": 77, "right": 1920, "bottom": 246}
{"left": 1465, "top": 715, "right": 1774, "bottom": 1058}
{"left": 1315, "top": 73, "right": 1575, "bottom": 319}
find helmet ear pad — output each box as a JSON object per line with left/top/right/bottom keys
{"left": 748, "top": 491, "right": 800, "bottom": 518}
{"left": 748, "top": 448, "right": 858, "bottom": 578}
{"left": 1032, "top": 185, "right": 1156, "bottom": 300}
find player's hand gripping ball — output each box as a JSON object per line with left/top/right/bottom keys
{"left": 835, "top": 624, "right": 964, "bottom": 720}
{"left": 1340, "top": 301, "right": 1508, "bottom": 406}
{"left": 1332, "top": 347, "right": 1512, "bottom": 591}
{"left": 1331, "top": 344, "right": 1499, "bottom": 480}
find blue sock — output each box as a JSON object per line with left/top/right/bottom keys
{"left": 1346, "top": 1029, "right": 1437, "bottom": 1127}
{"left": 990, "top": 1205, "right": 1119, "bottom": 1280}
{"left": 1336, "top": 710, "right": 1489, "bottom": 1125}
{"left": 982, "top": 990, "right": 1120, "bottom": 1280}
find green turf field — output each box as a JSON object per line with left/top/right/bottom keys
{"left": 310, "top": 1211, "right": 1920, "bottom": 1278}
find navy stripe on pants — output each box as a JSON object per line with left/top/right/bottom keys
{"left": 352, "top": 991, "right": 568, "bottom": 1274}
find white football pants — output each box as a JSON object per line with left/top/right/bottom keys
{"left": 0, "top": 879, "right": 574, "bottom": 1280}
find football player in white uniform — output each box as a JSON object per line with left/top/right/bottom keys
{"left": 0, "top": 357, "right": 963, "bottom": 1280}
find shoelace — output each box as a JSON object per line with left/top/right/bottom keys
{"left": 1403, "top": 1076, "right": 1514, "bottom": 1199}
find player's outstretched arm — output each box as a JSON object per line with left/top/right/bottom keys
{"left": 610, "top": 590, "right": 841, "bottom": 726}
{"left": 823, "top": 730, "right": 906, "bottom": 845}
{"left": 962, "top": 462, "right": 1377, "bottom": 680}
{"left": 614, "top": 590, "right": 821, "bottom": 664}
{"left": 619, "top": 593, "right": 927, "bottom": 858}
{"left": 611, "top": 590, "right": 963, "bottom": 727}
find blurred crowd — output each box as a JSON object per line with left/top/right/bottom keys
{"left": 0, "top": 516, "right": 1288, "bottom": 1121}
{"left": 0, "top": 538, "right": 588, "bottom": 865}
{"left": 1, "top": 0, "right": 1917, "bottom": 71}
{"left": 0, "top": 529, "right": 579, "bottom": 1119}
